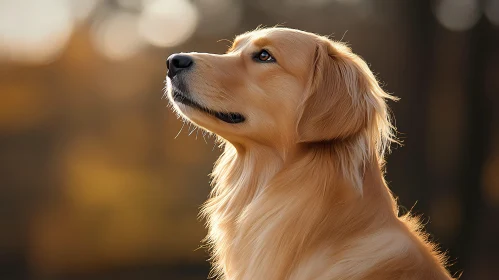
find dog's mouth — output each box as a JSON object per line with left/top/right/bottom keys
{"left": 173, "top": 89, "right": 245, "bottom": 124}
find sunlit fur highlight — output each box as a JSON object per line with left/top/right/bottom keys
{"left": 167, "top": 27, "right": 454, "bottom": 280}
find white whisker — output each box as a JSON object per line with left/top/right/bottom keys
{"left": 174, "top": 121, "right": 185, "bottom": 139}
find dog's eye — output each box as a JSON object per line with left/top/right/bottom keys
{"left": 254, "top": 50, "right": 275, "bottom": 62}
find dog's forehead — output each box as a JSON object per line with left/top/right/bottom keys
{"left": 230, "top": 28, "right": 317, "bottom": 53}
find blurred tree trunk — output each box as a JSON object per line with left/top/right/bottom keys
{"left": 455, "top": 17, "right": 494, "bottom": 280}
{"left": 403, "top": 0, "right": 435, "bottom": 213}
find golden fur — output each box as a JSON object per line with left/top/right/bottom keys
{"left": 166, "top": 27, "right": 454, "bottom": 280}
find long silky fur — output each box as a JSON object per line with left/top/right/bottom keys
{"left": 175, "top": 29, "right": 455, "bottom": 280}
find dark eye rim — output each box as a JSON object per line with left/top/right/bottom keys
{"left": 253, "top": 49, "right": 276, "bottom": 63}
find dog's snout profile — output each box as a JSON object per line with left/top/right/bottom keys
{"left": 166, "top": 54, "right": 193, "bottom": 78}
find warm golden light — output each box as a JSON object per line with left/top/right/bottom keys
{"left": 0, "top": 1, "right": 496, "bottom": 278}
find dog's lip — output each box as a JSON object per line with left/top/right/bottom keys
{"left": 173, "top": 90, "right": 209, "bottom": 113}
{"left": 172, "top": 89, "right": 245, "bottom": 124}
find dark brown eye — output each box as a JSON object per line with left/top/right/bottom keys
{"left": 255, "top": 50, "right": 275, "bottom": 62}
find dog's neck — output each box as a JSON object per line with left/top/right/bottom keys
{"left": 202, "top": 139, "right": 399, "bottom": 279}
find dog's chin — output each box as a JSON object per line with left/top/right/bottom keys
{"left": 171, "top": 89, "right": 245, "bottom": 124}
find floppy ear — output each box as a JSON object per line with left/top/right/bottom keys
{"left": 297, "top": 39, "right": 397, "bottom": 161}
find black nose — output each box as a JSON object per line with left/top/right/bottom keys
{"left": 166, "top": 54, "right": 193, "bottom": 78}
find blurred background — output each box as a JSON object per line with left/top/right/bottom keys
{"left": 0, "top": 0, "right": 498, "bottom": 279}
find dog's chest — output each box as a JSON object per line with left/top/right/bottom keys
{"left": 214, "top": 193, "right": 317, "bottom": 279}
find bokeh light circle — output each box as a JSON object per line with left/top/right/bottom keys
{"left": 91, "top": 12, "right": 145, "bottom": 61}
{"left": 434, "top": 0, "right": 482, "bottom": 32}
{"left": 485, "top": 0, "right": 499, "bottom": 27}
{"left": 138, "top": 0, "right": 199, "bottom": 48}
{"left": 0, "top": 0, "right": 74, "bottom": 64}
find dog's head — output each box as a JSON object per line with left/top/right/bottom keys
{"left": 166, "top": 27, "right": 396, "bottom": 158}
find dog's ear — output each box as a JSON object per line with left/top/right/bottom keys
{"left": 297, "top": 39, "right": 397, "bottom": 161}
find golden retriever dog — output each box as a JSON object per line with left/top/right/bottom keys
{"left": 165, "top": 27, "right": 454, "bottom": 280}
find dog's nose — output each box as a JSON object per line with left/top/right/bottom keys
{"left": 166, "top": 54, "right": 193, "bottom": 78}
